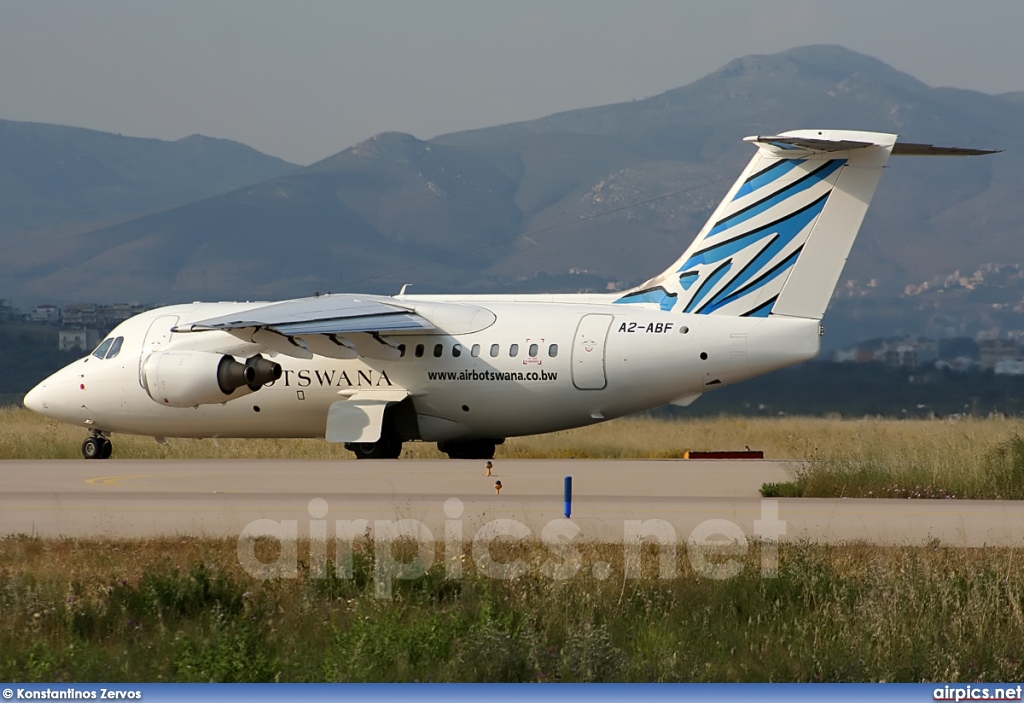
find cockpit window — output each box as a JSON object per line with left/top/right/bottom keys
{"left": 92, "top": 338, "right": 113, "bottom": 359}
{"left": 106, "top": 336, "right": 124, "bottom": 359}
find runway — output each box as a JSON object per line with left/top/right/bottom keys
{"left": 3, "top": 458, "right": 1024, "bottom": 546}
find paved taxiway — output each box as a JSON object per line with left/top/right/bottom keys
{"left": 2, "top": 459, "right": 1024, "bottom": 545}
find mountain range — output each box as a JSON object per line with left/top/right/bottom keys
{"left": 2, "top": 45, "right": 1022, "bottom": 348}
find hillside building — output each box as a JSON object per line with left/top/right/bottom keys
{"left": 59, "top": 328, "right": 100, "bottom": 353}
{"left": 31, "top": 304, "right": 60, "bottom": 323}
{"left": 61, "top": 304, "right": 98, "bottom": 328}
{"left": 978, "top": 339, "right": 1019, "bottom": 370}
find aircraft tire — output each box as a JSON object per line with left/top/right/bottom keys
{"left": 99, "top": 438, "right": 113, "bottom": 459}
{"left": 346, "top": 437, "right": 402, "bottom": 459}
{"left": 82, "top": 437, "right": 102, "bottom": 460}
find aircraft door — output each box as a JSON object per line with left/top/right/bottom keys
{"left": 571, "top": 314, "right": 613, "bottom": 390}
{"left": 138, "top": 315, "right": 179, "bottom": 387}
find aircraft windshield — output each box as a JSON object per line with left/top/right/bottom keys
{"left": 106, "top": 336, "right": 124, "bottom": 359}
{"left": 92, "top": 338, "right": 113, "bottom": 359}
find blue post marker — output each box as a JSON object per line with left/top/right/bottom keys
{"left": 564, "top": 475, "right": 572, "bottom": 518}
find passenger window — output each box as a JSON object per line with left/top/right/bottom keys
{"left": 509, "top": 344, "right": 519, "bottom": 358}
{"left": 452, "top": 344, "right": 462, "bottom": 358}
{"left": 105, "top": 336, "right": 124, "bottom": 359}
{"left": 490, "top": 344, "right": 499, "bottom": 358}
{"left": 549, "top": 344, "right": 558, "bottom": 357}
{"left": 415, "top": 344, "right": 424, "bottom": 358}
{"left": 471, "top": 344, "right": 480, "bottom": 357}
{"left": 434, "top": 344, "right": 443, "bottom": 358}
{"left": 398, "top": 344, "right": 406, "bottom": 358}
{"left": 92, "top": 338, "right": 113, "bottom": 359}
{"left": 528, "top": 343, "right": 538, "bottom": 357}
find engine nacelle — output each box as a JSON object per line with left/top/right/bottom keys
{"left": 142, "top": 351, "right": 282, "bottom": 408}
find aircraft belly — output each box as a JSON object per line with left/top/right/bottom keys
{"left": 415, "top": 407, "right": 600, "bottom": 440}
{"left": 109, "top": 385, "right": 331, "bottom": 438}
{"left": 410, "top": 379, "right": 596, "bottom": 440}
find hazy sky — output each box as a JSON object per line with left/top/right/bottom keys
{"left": 1, "top": 1, "right": 1021, "bottom": 165}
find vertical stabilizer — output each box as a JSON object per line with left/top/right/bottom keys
{"left": 614, "top": 130, "right": 898, "bottom": 320}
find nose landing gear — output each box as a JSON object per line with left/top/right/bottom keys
{"left": 82, "top": 432, "right": 113, "bottom": 460}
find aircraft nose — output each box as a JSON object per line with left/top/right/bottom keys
{"left": 23, "top": 382, "right": 46, "bottom": 414}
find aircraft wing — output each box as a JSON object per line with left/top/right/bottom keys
{"left": 174, "top": 295, "right": 433, "bottom": 336}
{"left": 172, "top": 293, "right": 495, "bottom": 360}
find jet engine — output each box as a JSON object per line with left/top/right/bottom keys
{"left": 142, "top": 351, "right": 282, "bottom": 408}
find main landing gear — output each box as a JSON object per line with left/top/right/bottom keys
{"left": 437, "top": 438, "right": 501, "bottom": 460}
{"left": 82, "top": 431, "right": 113, "bottom": 460}
{"left": 345, "top": 437, "right": 403, "bottom": 459}
{"left": 345, "top": 426, "right": 403, "bottom": 459}
{"left": 338, "top": 403, "right": 503, "bottom": 460}
{"left": 343, "top": 436, "right": 504, "bottom": 460}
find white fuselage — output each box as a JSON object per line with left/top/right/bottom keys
{"left": 25, "top": 294, "right": 820, "bottom": 443}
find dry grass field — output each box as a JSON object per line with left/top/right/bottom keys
{"left": 5, "top": 405, "right": 1024, "bottom": 460}
{"left": 5, "top": 406, "right": 1024, "bottom": 497}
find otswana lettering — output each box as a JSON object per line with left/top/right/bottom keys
{"left": 264, "top": 369, "right": 393, "bottom": 388}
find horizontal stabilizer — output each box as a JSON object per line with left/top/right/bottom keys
{"left": 745, "top": 135, "right": 999, "bottom": 157}
{"left": 891, "top": 143, "right": 1001, "bottom": 156}
{"left": 743, "top": 134, "right": 876, "bottom": 153}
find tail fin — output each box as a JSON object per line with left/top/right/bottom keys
{"left": 615, "top": 129, "right": 897, "bottom": 320}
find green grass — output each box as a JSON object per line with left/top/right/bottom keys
{"left": 762, "top": 433, "right": 1024, "bottom": 500}
{"left": 2, "top": 536, "right": 1024, "bottom": 682}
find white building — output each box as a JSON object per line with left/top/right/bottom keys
{"left": 31, "top": 304, "right": 60, "bottom": 323}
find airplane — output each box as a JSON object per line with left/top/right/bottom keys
{"left": 23, "top": 129, "right": 997, "bottom": 460}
